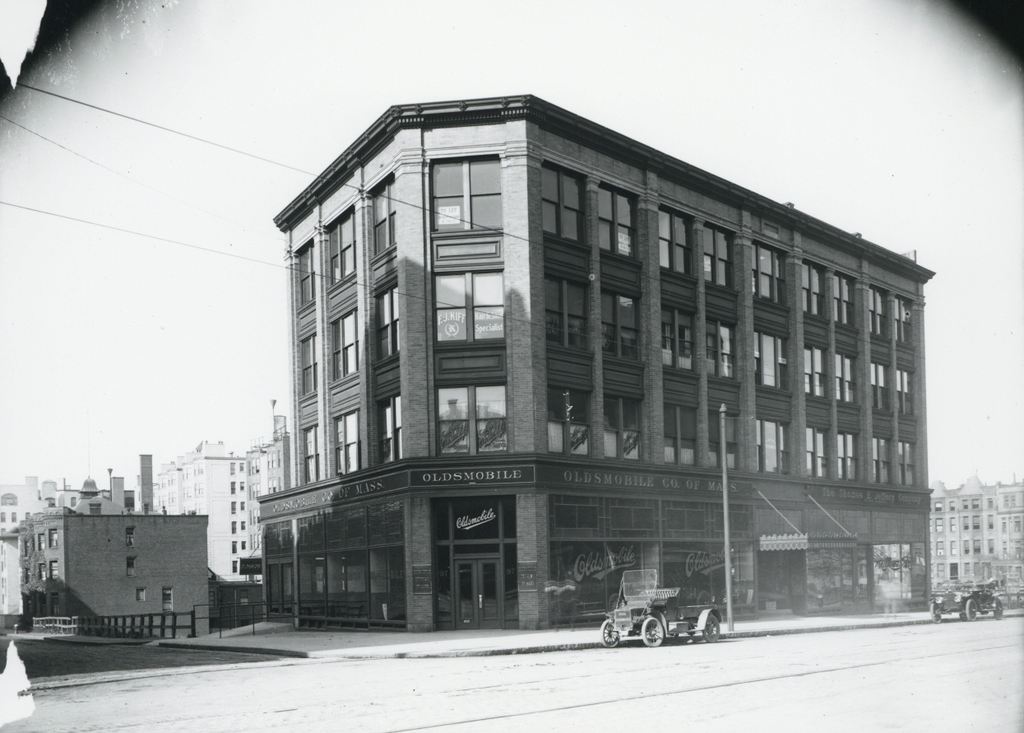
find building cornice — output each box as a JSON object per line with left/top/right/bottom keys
{"left": 274, "top": 95, "right": 934, "bottom": 283}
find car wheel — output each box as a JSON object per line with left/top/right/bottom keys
{"left": 964, "top": 598, "right": 978, "bottom": 621}
{"left": 600, "top": 619, "right": 620, "bottom": 648}
{"left": 703, "top": 616, "right": 721, "bottom": 643}
{"left": 931, "top": 604, "right": 942, "bottom": 623}
{"left": 994, "top": 600, "right": 1004, "bottom": 620}
{"left": 641, "top": 616, "right": 664, "bottom": 648}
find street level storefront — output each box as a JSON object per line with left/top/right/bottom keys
{"left": 258, "top": 461, "right": 931, "bottom": 631}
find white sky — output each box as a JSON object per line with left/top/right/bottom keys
{"left": 0, "top": 0, "right": 1021, "bottom": 490}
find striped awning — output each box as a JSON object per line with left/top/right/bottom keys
{"left": 759, "top": 533, "right": 809, "bottom": 551}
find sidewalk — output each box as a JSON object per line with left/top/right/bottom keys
{"left": 153, "top": 607, "right": 1023, "bottom": 660}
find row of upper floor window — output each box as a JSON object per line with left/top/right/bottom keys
{"left": 933, "top": 494, "right": 1021, "bottom": 512}
{"left": 295, "top": 384, "right": 916, "bottom": 486}
{"left": 934, "top": 515, "right": 1024, "bottom": 533}
{"left": 934, "top": 536, "right": 1023, "bottom": 558}
{"left": 294, "top": 159, "right": 916, "bottom": 341}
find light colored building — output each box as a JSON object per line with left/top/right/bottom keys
{"left": 930, "top": 476, "right": 1024, "bottom": 587}
{"left": 155, "top": 441, "right": 248, "bottom": 581}
{"left": 244, "top": 414, "right": 292, "bottom": 561}
{"left": 0, "top": 476, "right": 47, "bottom": 533}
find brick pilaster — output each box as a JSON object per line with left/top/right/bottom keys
{"left": 734, "top": 228, "right": 757, "bottom": 472}
{"left": 693, "top": 219, "right": 710, "bottom": 466}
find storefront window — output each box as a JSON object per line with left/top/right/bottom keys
{"left": 872, "top": 543, "right": 913, "bottom": 612}
{"left": 548, "top": 541, "right": 657, "bottom": 626}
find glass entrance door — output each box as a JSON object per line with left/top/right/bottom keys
{"left": 455, "top": 559, "right": 500, "bottom": 629}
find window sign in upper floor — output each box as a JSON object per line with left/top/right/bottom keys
{"left": 598, "top": 186, "right": 635, "bottom": 256}
{"left": 433, "top": 159, "right": 502, "bottom": 231}
{"left": 435, "top": 272, "right": 505, "bottom": 342}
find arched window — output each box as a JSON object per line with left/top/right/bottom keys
{"left": 1, "top": 493, "right": 17, "bottom": 506}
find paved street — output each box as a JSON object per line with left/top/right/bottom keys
{"left": 6, "top": 618, "right": 1021, "bottom": 732}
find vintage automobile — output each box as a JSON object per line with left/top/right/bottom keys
{"left": 930, "top": 581, "right": 1005, "bottom": 623}
{"left": 600, "top": 569, "right": 722, "bottom": 648}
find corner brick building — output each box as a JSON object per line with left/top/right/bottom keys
{"left": 262, "top": 96, "right": 934, "bottom": 631}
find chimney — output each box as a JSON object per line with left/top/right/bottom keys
{"left": 139, "top": 454, "right": 154, "bottom": 514}
{"left": 112, "top": 476, "right": 125, "bottom": 507}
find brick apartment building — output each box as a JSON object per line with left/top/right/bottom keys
{"left": 261, "top": 95, "right": 934, "bottom": 631}
{"left": 930, "top": 477, "right": 1024, "bottom": 587}
{"left": 19, "top": 496, "right": 207, "bottom": 622}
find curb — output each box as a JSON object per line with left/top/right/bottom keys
{"left": 156, "top": 641, "right": 311, "bottom": 658}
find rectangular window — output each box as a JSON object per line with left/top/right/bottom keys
{"left": 661, "top": 309, "right": 694, "bottom": 370}
{"left": 837, "top": 433, "right": 856, "bottom": 479}
{"left": 602, "top": 292, "right": 639, "bottom": 359}
{"left": 438, "top": 385, "right": 507, "bottom": 454}
{"left": 303, "top": 426, "right": 319, "bottom": 483}
{"left": 963, "top": 540, "right": 971, "bottom": 555}
{"left": 893, "top": 297, "right": 912, "bottom": 342}
{"left": 376, "top": 287, "right": 400, "bottom": 358}
{"left": 49, "top": 560, "right": 59, "bottom": 579}
{"left": 48, "top": 528, "right": 58, "bottom": 548}
{"left": 334, "top": 410, "right": 360, "bottom": 475}
{"left": 297, "top": 243, "right": 315, "bottom": 305}
{"left": 379, "top": 395, "right": 402, "bottom": 463}
{"left": 433, "top": 158, "right": 502, "bottom": 231}
{"left": 706, "top": 322, "right": 735, "bottom": 378}
{"left": 972, "top": 515, "right": 981, "bottom": 530}
{"left": 755, "top": 332, "right": 788, "bottom": 388}
{"left": 834, "top": 354, "right": 855, "bottom": 402}
{"left": 871, "top": 362, "right": 889, "bottom": 410}
{"left": 598, "top": 186, "right": 635, "bottom": 256}
{"left": 125, "top": 527, "right": 135, "bottom": 547}
{"left": 330, "top": 310, "right": 358, "bottom": 379}
{"left": 869, "top": 287, "right": 886, "bottom": 336}
{"left": 436, "top": 272, "right": 505, "bottom": 342}
{"left": 300, "top": 335, "right": 318, "bottom": 395}
{"left": 756, "top": 419, "right": 788, "bottom": 473}
{"left": 547, "top": 388, "right": 590, "bottom": 456}
{"left": 987, "top": 539, "right": 994, "bottom": 555}
{"left": 328, "top": 210, "right": 357, "bottom": 284}
{"left": 231, "top": 521, "right": 237, "bottom": 535}
{"left": 230, "top": 501, "right": 237, "bottom": 515}
{"left": 136, "top": 588, "right": 146, "bottom": 602}
{"left": 804, "top": 347, "right": 824, "bottom": 397}
{"left": 127, "top": 556, "right": 136, "bottom": 577}
{"left": 897, "top": 441, "right": 914, "bottom": 485}
{"left": 896, "top": 369, "right": 912, "bottom": 414}
{"left": 659, "top": 209, "right": 692, "bottom": 274}
{"left": 541, "top": 165, "right": 582, "bottom": 241}
{"left": 709, "top": 409, "right": 737, "bottom": 469}
{"left": 162, "top": 587, "right": 173, "bottom": 612}
{"left": 832, "top": 273, "right": 852, "bottom": 325}
{"left": 801, "top": 263, "right": 824, "bottom": 316}
{"left": 872, "top": 437, "right": 890, "bottom": 483}
{"left": 935, "top": 518, "right": 943, "bottom": 534}
{"left": 664, "top": 404, "right": 697, "bottom": 466}
{"left": 702, "top": 225, "right": 732, "bottom": 287}
{"left": 230, "top": 481, "right": 236, "bottom": 494}
{"left": 231, "top": 541, "right": 238, "bottom": 554}
{"left": 751, "top": 243, "right": 785, "bottom": 303}
{"left": 604, "top": 397, "right": 641, "bottom": 459}
{"left": 806, "top": 427, "right": 826, "bottom": 477}
{"left": 545, "top": 278, "right": 588, "bottom": 349}
{"left": 38, "top": 563, "right": 45, "bottom": 581}
{"left": 373, "top": 179, "right": 397, "bottom": 253}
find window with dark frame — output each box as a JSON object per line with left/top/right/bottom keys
{"left": 706, "top": 321, "right": 735, "bottom": 378}
{"left": 303, "top": 426, "right": 319, "bottom": 483}
{"left": 435, "top": 272, "right": 505, "bottom": 342}
{"left": 659, "top": 209, "right": 692, "bottom": 275}
{"left": 373, "top": 179, "right": 397, "bottom": 253}
{"left": 437, "top": 386, "right": 508, "bottom": 454}
{"left": 601, "top": 292, "right": 639, "bottom": 359}
{"left": 806, "top": 427, "right": 827, "bottom": 477}
{"left": 896, "top": 369, "right": 912, "bottom": 414}
{"left": 300, "top": 334, "right": 317, "bottom": 394}
{"left": 545, "top": 278, "right": 588, "bottom": 349}
{"left": 832, "top": 273, "right": 852, "bottom": 325}
{"left": 334, "top": 410, "right": 360, "bottom": 475}
{"left": 49, "top": 560, "right": 59, "bottom": 579}
{"left": 872, "top": 437, "right": 890, "bottom": 483}
{"left": 597, "top": 186, "right": 635, "bottom": 256}
{"left": 661, "top": 309, "right": 694, "bottom": 370}
{"left": 328, "top": 210, "right": 357, "bottom": 284}
{"left": 870, "top": 362, "right": 889, "bottom": 410}
{"left": 331, "top": 310, "right": 359, "bottom": 380}
{"left": 604, "top": 396, "right": 641, "bottom": 460}
{"left": 297, "top": 243, "right": 315, "bottom": 306}
{"left": 835, "top": 353, "right": 856, "bottom": 402}
{"left": 837, "top": 432, "right": 856, "bottom": 479}
{"left": 433, "top": 159, "right": 502, "bottom": 231}
{"left": 804, "top": 346, "right": 824, "bottom": 397}
{"left": 756, "top": 419, "right": 788, "bottom": 473}
{"left": 547, "top": 388, "right": 590, "bottom": 456}
{"left": 379, "top": 395, "right": 402, "bottom": 463}
{"left": 126, "top": 556, "right": 136, "bottom": 577}
{"left": 376, "top": 287, "right": 400, "bottom": 359}
{"left": 898, "top": 441, "right": 914, "bottom": 485}
{"left": 125, "top": 527, "right": 134, "bottom": 547}
{"left": 802, "top": 263, "right": 824, "bottom": 316}
{"left": 869, "top": 286, "right": 886, "bottom": 336}
{"left": 893, "top": 297, "right": 912, "bottom": 342}
{"left": 751, "top": 242, "right": 785, "bottom": 303}
{"left": 754, "top": 332, "right": 788, "bottom": 388}
{"left": 541, "top": 165, "right": 582, "bottom": 241}
{"left": 48, "top": 528, "right": 58, "bottom": 548}
{"left": 702, "top": 224, "right": 732, "bottom": 287}
{"left": 664, "top": 404, "right": 697, "bottom": 466}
